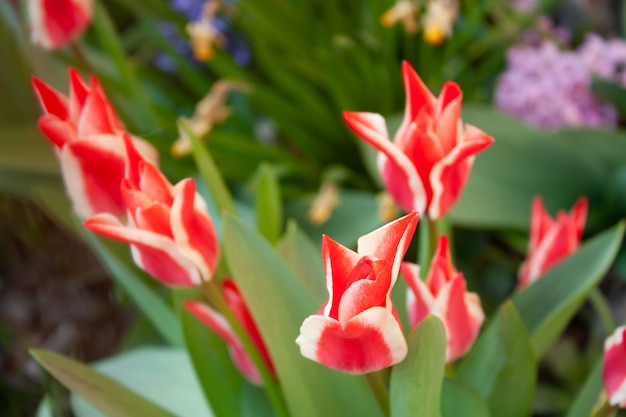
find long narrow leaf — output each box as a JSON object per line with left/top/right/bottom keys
{"left": 390, "top": 316, "right": 446, "bottom": 417}
{"left": 30, "top": 350, "right": 178, "bottom": 417}
{"left": 513, "top": 221, "right": 625, "bottom": 357}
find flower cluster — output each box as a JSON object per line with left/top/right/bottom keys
{"left": 495, "top": 34, "right": 626, "bottom": 130}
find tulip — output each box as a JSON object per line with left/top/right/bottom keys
{"left": 32, "top": 68, "right": 157, "bottom": 219}
{"left": 343, "top": 61, "right": 493, "bottom": 220}
{"left": 184, "top": 280, "right": 275, "bottom": 385}
{"left": 29, "top": 0, "right": 93, "bottom": 50}
{"left": 297, "top": 212, "right": 418, "bottom": 374}
{"left": 518, "top": 196, "right": 588, "bottom": 289}
{"left": 603, "top": 325, "right": 626, "bottom": 408}
{"left": 401, "top": 235, "right": 484, "bottom": 362}
{"left": 84, "top": 135, "right": 219, "bottom": 287}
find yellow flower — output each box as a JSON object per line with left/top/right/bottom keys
{"left": 422, "top": 0, "right": 458, "bottom": 44}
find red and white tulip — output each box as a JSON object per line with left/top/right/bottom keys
{"left": 29, "top": 0, "right": 94, "bottom": 50}
{"left": 297, "top": 212, "right": 418, "bottom": 374}
{"left": 518, "top": 196, "right": 588, "bottom": 289}
{"left": 32, "top": 68, "right": 157, "bottom": 220}
{"left": 84, "top": 136, "right": 219, "bottom": 287}
{"left": 402, "top": 235, "right": 484, "bottom": 362}
{"left": 603, "top": 325, "right": 626, "bottom": 408}
{"left": 184, "top": 280, "right": 275, "bottom": 385}
{"left": 343, "top": 61, "right": 493, "bottom": 220}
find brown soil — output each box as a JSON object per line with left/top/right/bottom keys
{"left": 0, "top": 196, "right": 132, "bottom": 416}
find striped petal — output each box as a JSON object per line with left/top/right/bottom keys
{"left": 84, "top": 214, "right": 201, "bottom": 287}
{"left": 343, "top": 111, "right": 426, "bottom": 214}
{"left": 603, "top": 326, "right": 626, "bottom": 407}
{"left": 297, "top": 307, "right": 407, "bottom": 374}
{"left": 184, "top": 300, "right": 262, "bottom": 385}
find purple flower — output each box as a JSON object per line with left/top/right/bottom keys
{"left": 494, "top": 33, "right": 626, "bottom": 130}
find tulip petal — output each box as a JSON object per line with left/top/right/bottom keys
{"left": 68, "top": 68, "right": 90, "bottom": 120}
{"left": 396, "top": 61, "right": 437, "bottom": 145}
{"left": 322, "top": 236, "right": 362, "bottom": 318}
{"left": 401, "top": 262, "right": 435, "bottom": 328}
{"left": 37, "top": 115, "right": 75, "bottom": 148}
{"left": 222, "top": 280, "right": 275, "bottom": 376}
{"left": 434, "top": 82, "right": 463, "bottom": 153}
{"left": 603, "top": 326, "right": 626, "bottom": 407}
{"left": 84, "top": 214, "right": 201, "bottom": 286}
{"left": 425, "top": 235, "right": 457, "bottom": 295}
{"left": 337, "top": 258, "right": 389, "bottom": 325}
{"left": 59, "top": 136, "right": 127, "bottom": 218}
{"left": 343, "top": 111, "right": 426, "bottom": 214}
{"left": 32, "top": 76, "right": 69, "bottom": 120}
{"left": 433, "top": 277, "right": 484, "bottom": 362}
{"left": 428, "top": 124, "right": 494, "bottom": 219}
{"left": 29, "top": 0, "right": 93, "bottom": 50}
{"left": 184, "top": 300, "right": 262, "bottom": 385}
{"left": 297, "top": 307, "right": 407, "bottom": 374}
{"left": 170, "top": 178, "right": 219, "bottom": 280}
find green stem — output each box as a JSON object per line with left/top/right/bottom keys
{"left": 70, "top": 41, "right": 94, "bottom": 74}
{"left": 418, "top": 215, "right": 439, "bottom": 279}
{"left": 201, "top": 279, "right": 290, "bottom": 417}
{"left": 589, "top": 287, "right": 616, "bottom": 335}
{"left": 590, "top": 395, "right": 619, "bottom": 417}
{"left": 365, "top": 371, "right": 390, "bottom": 417}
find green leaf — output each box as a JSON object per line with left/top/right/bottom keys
{"left": 564, "top": 359, "right": 605, "bottom": 417}
{"left": 276, "top": 220, "right": 326, "bottom": 304}
{"left": 591, "top": 76, "right": 626, "bottom": 116}
{"left": 70, "top": 347, "right": 212, "bottom": 417}
{"left": 223, "top": 215, "right": 385, "bottom": 417}
{"left": 457, "top": 302, "right": 536, "bottom": 417}
{"left": 174, "top": 288, "right": 245, "bottom": 417}
{"left": 441, "top": 378, "right": 491, "bottom": 417}
{"left": 81, "top": 232, "right": 184, "bottom": 347}
{"left": 390, "top": 315, "right": 446, "bottom": 417}
{"left": 255, "top": 164, "right": 283, "bottom": 244}
{"left": 30, "top": 349, "right": 179, "bottom": 417}
{"left": 180, "top": 119, "right": 235, "bottom": 215}
{"left": 513, "top": 221, "right": 625, "bottom": 357}
{"left": 453, "top": 105, "right": 605, "bottom": 229}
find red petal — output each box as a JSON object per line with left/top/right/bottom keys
{"left": 337, "top": 258, "right": 389, "bottom": 325}
{"left": 434, "top": 276, "right": 484, "bottom": 362}
{"left": 428, "top": 124, "right": 494, "bottom": 219}
{"left": 37, "top": 115, "right": 75, "bottom": 148}
{"left": 357, "top": 211, "right": 419, "bottom": 281}
{"left": 395, "top": 61, "right": 437, "bottom": 143}
{"left": 425, "top": 235, "right": 457, "bottom": 295}
{"left": 603, "top": 326, "right": 626, "bottom": 406}
{"left": 77, "top": 85, "right": 117, "bottom": 136}
{"left": 223, "top": 280, "right": 275, "bottom": 376}
{"left": 170, "top": 178, "right": 219, "bottom": 280}
{"left": 297, "top": 307, "right": 407, "bottom": 374}
{"left": 33, "top": 0, "right": 92, "bottom": 49}
{"left": 401, "top": 262, "right": 435, "bottom": 328}
{"left": 68, "top": 67, "right": 90, "bottom": 120}
{"left": 184, "top": 300, "right": 263, "bottom": 385}
{"left": 321, "top": 235, "right": 361, "bottom": 320}
{"left": 32, "top": 76, "right": 69, "bottom": 119}
{"left": 434, "top": 82, "right": 463, "bottom": 153}
{"left": 60, "top": 136, "right": 127, "bottom": 218}
{"left": 84, "top": 214, "right": 201, "bottom": 286}
{"left": 343, "top": 111, "right": 426, "bottom": 214}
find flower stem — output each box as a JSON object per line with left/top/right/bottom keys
{"left": 365, "top": 371, "right": 390, "bottom": 417}
{"left": 589, "top": 287, "right": 615, "bottom": 335}
{"left": 201, "top": 279, "right": 290, "bottom": 417}
{"left": 589, "top": 394, "right": 619, "bottom": 417}
{"left": 418, "top": 216, "right": 439, "bottom": 279}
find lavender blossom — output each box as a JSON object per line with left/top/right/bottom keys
{"left": 494, "top": 34, "right": 626, "bottom": 130}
